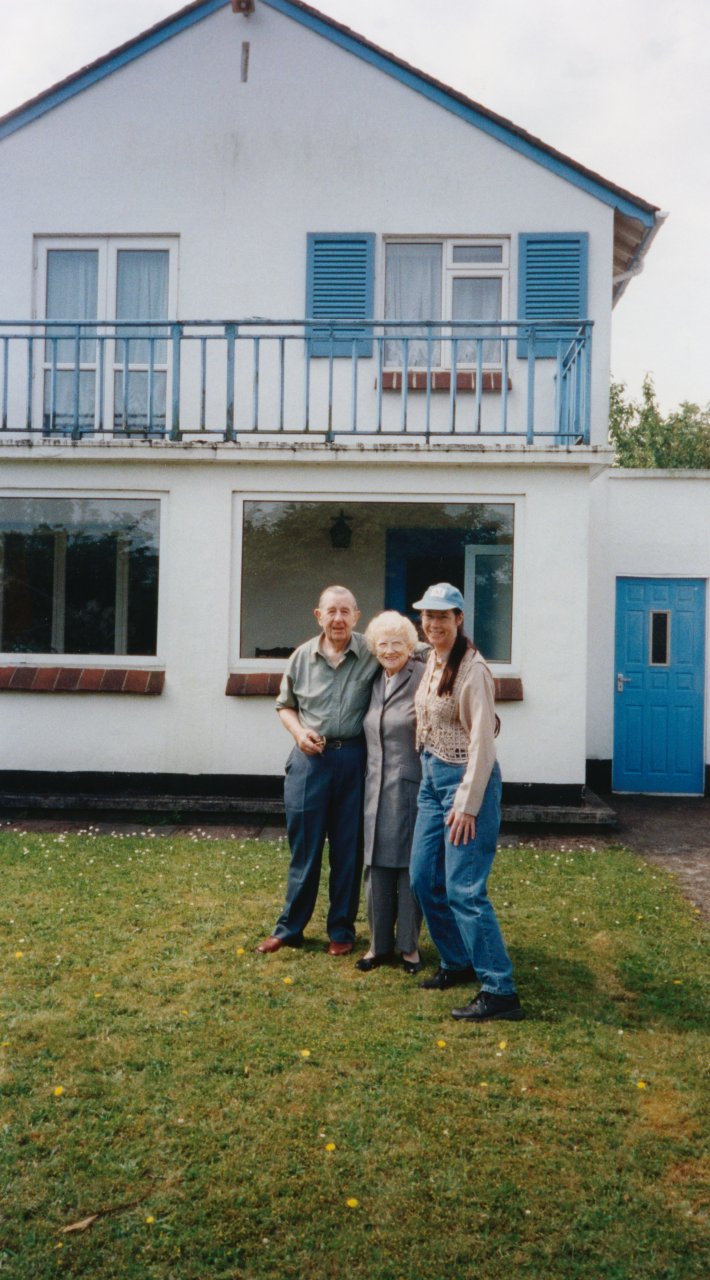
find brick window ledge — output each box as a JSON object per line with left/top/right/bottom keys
{"left": 0, "top": 665, "right": 165, "bottom": 694}
{"left": 227, "top": 672, "right": 523, "bottom": 701}
{"left": 379, "top": 370, "right": 511, "bottom": 393}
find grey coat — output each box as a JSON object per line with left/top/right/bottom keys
{"left": 362, "top": 659, "right": 425, "bottom": 868}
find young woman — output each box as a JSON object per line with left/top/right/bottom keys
{"left": 409, "top": 583, "right": 524, "bottom": 1021}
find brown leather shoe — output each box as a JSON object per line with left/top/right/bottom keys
{"left": 256, "top": 935, "right": 285, "bottom": 953}
{"left": 326, "top": 940, "right": 354, "bottom": 957}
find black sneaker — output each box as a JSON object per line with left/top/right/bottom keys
{"left": 451, "top": 990, "right": 525, "bottom": 1021}
{"left": 419, "top": 965, "right": 477, "bottom": 991}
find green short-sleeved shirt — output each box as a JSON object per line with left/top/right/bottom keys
{"left": 275, "top": 632, "right": 379, "bottom": 739}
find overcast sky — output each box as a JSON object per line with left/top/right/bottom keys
{"left": 0, "top": 0, "right": 706, "bottom": 411}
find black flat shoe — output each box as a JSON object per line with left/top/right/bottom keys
{"left": 354, "top": 954, "right": 390, "bottom": 972}
{"left": 402, "top": 957, "right": 423, "bottom": 975}
{"left": 451, "top": 990, "right": 525, "bottom": 1021}
{"left": 419, "top": 965, "right": 476, "bottom": 990}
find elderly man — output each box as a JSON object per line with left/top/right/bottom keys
{"left": 256, "top": 585, "right": 379, "bottom": 956}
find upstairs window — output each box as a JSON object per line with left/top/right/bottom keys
{"left": 384, "top": 239, "right": 508, "bottom": 368}
{"left": 36, "top": 237, "right": 177, "bottom": 434}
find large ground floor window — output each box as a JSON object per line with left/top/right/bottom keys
{"left": 0, "top": 497, "right": 160, "bottom": 655}
{"left": 240, "top": 500, "right": 514, "bottom": 663}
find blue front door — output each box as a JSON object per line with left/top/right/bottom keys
{"left": 613, "top": 578, "right": 706, "bottom": 794}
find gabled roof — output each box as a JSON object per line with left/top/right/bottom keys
{"left": 0, "top": 0, "right": 662, "bottom": 289}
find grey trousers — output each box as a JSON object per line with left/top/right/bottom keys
{"left": 364, "top": 865, "right": 423, "bottom": 955}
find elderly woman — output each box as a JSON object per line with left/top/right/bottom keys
{"left": 409, "top": 583, "right": 524, "bottom": 1021}
{"left": 356, "top": 611, "right": 425, "bottom": 974}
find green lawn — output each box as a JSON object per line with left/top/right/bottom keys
{"left": 1, "top": 827, "right": 708, "bottom": 1280}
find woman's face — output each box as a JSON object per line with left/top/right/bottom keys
{"left": 374, "top": 633, "right": 411, "bottom": 676}
{"left": 420, "top": 609, "right": 463, "bottom": 655}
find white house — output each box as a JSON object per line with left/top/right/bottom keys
{"left": 0, "top": 0, "right": 705, "bottom": 814}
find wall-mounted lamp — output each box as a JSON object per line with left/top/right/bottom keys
{"left": 232, "top": 0, "right": 255, "bottom": 15}
{"left": 329, "top": 510, "right": 353, "bottom": 550}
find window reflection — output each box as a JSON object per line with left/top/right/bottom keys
{"left": 0, "top": 498, "right": 160, "bottom": 655}
{"left": 240, "top": 501, "right": 514, "bottom": 663}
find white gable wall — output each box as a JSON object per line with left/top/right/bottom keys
{"left": 0, "top": 2, "right": 614, "bottom": 440}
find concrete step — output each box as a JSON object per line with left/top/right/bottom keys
{"left": 0, "top": 787, "right": 617, "bottom": 828}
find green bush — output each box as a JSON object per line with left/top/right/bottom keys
{"left": 609, "top": 376, "right": 710, "bottom": 468}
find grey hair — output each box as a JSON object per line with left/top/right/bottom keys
{"left": 317, "top": 585, "right": 358, "bottom": 609}
{"left": 364, "top": 610, "right": 418, "bottom": 654}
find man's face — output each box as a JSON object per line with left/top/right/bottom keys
{"left": 314, "top": 591, "right": 360, "bottom": 647}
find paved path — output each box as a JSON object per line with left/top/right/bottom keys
{"left": 500, "top": 793, "right": 710, "bottom": 917}
{"left": 3, "top": 796, "right": 709, "bottom": 917}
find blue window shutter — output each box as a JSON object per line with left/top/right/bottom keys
{"left": 517, "top": 232, "right": 588, "bottom": 358}
{"left": 306, "top": 233, "right": 375, "bottom": 357}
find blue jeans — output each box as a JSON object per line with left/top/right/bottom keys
{"left": 274, "top": 739, "right": 365, "bottom": 944}
{"left": 409, "top": 754, "right": 515, "bottom": 995}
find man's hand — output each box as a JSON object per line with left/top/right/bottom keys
{"left": 445, "top": 808, "right": 477, "bottom": 847}
{"left": 297, "top": 728, "right": 326, "bottom": 756}
{"left": 277, "top": 708, "right": 325, "bottom": 755}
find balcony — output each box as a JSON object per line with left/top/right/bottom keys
{"left": 0, "top": 318, "right": 592, "bottom": 446}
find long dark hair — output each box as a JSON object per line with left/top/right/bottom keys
{"left": 437, "top": 613, "right": 474, "bottom": 697}
{"left": 437, "top": 612, "right": 500, "bottom": 737}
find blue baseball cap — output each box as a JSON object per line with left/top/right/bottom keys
{"left": 412, "top": 582, "right": 465, "bottom": 611}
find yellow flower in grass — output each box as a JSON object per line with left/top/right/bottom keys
{"left": 14, "top": 951, "right": 23, "bottom": 959}
{"left": 283, "top": 977, "right": 293, "bottom": 985}
{"left": 479, "top": 1082, "right": 489, "bottom": 1089}
{"left": 436, "top": 1039, "right": 447, "bottom": 1048}
{"left": 673, "top": 979, "right": 683, "bottom": 985}
{"left": 145, "top": 1215, "right": 155, "bottom": 1225}
{"left": 299, "top": 1048, "right": 311, "bottom": 1058}
{"left": 236, "top": 947, "right": 246, "bottom": 956}
{"left": 346, "top": 1198, "right": 359, "bottom": 1209}
{"left": 498, "top": 1040, "right": 507, "bottom": 1050}
{"left": 636, "top": 1080, "right": 647, "bottom": 1090}
{"left": 325, "top": 1142, "right": 336, "bottom": 1152}
{"left": 53, "top": 1086, "right": 64, "bottom": 1097}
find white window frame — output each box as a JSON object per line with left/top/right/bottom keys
{"left": 0, "top": 487, "right": 167, "bottom": 664}
{"left": 33, "top": 236, "right": 178, "bottom": 433}
{"left": 231, "top": 489, "right": 523, "bottom": 676}
{"left": 382, "top": 236, "right": 509, "bottom": 369}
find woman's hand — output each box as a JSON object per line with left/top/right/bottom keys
{"left": 445, "top": 808, "right": 477, "bottom": 847}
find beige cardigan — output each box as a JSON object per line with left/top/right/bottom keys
{"left": 415, "top": 647, "right": 497, "bottom": 816}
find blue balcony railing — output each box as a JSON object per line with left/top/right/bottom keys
{"left": 0, "top": 318, "right": 592, "bottom": 445}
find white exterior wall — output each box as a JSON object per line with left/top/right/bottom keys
{"left": 0, "top": 2, "right": 614, "bottom": 441}
{"left": 587, "top": 470, "right": 710, "bottom": 765}
{"left": 0, "top": 446, "right": 595, "bottom": 786}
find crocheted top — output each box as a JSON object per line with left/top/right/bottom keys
{"left": 415, "top": 646, "right": 497, "bottom": 815}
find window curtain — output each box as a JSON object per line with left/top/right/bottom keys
{"left": 114, "top": 251, "right": 169, "bottom": 431}
{"left": 45, "top": 250, "right": 98, "bottom": 363}
{"left": 451, "top": 277, "right": 502, "bottom": 364}
{"left": 44, "top": 251, "right": 99, "bottom": 431}
{"left": 385, "top": 243, "right": 442, "bottom": 366}
{"left": 115, "top": 250, "right": 169, "bottom": 363}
